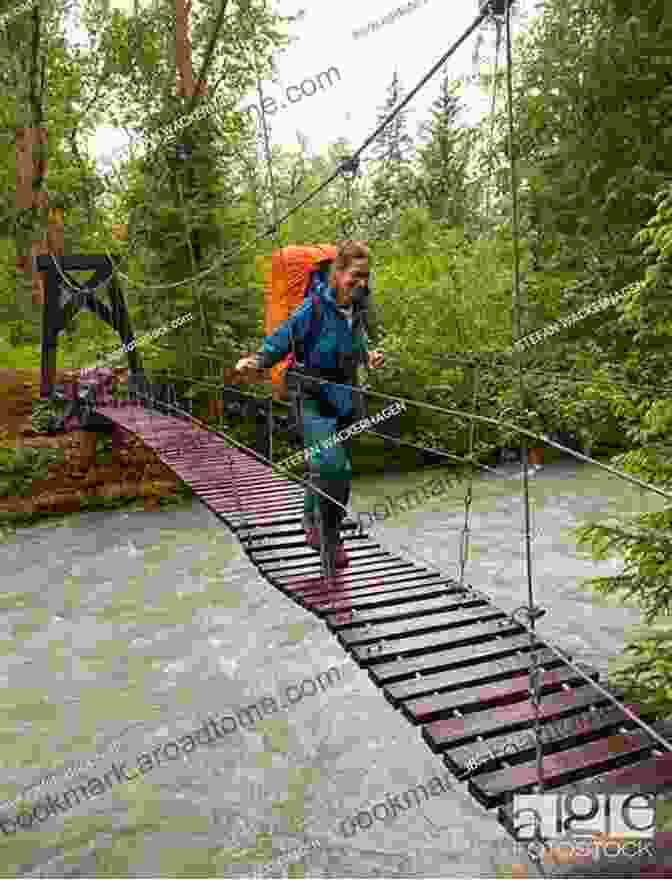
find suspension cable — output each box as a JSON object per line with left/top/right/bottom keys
{"left": 69, "top": 5, "right": 491, "bottom": 294}
{"left": 285, "top": 371, "right": 672, "bottom": 501}
{"left": 499, "top": 0, "right": 547, "bottom": 793}
{"left": 484, "top": 14, "right": 503, "bottom": 223}
{"left": 458, "top": 365, "right": 480, "bottom": 588}
{"left": 128, "top": 390, "right": 672, "bottom": 757}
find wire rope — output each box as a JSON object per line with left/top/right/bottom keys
{"left": 284, "top": 371, "right": 672, "bottom": 502}
{"left": 125, "top": 391, "right": 672, "bottom": 759}
{"left": 499, "top": 0, "right": 547, "bottom": 794}
{"left": 74, "top": 5, "right": 491, "bottom": 294}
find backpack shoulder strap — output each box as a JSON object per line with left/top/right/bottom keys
{"left": 303, "top": 294, "right": 321, "bottom": 365}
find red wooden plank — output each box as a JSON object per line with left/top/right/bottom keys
{"left": 445, "top": 700, "right": 641, "bottom": 780}
{"left": 270, "top": 557, "right": 408, "bottom": 580}
{"left": 254, "top": 540, "right": 380, "bottom": 561}
{"left": 275, "top": 569, "right": 428, "bottom": 598}
{"left": 546, "top": 746, "right": 672, "bottom": 796}
{"left": 423, "top": 684, "right": 604, "bottom": 752}
{"left": 184, "top": 469, "right": 295, "bottom": 483}
{"left": 325, "top": 591, "right": 486, "bottom": 630}
{"left": 200, "top": 483, "right": 298, "bottom": 495}
{"left": 260, "top": 552, "right": 393, "bottom": 579}
{"left": 326, "top": 587, "right": 476, "bottom": 629}
{"left": 254, "top": 552, "right": 386, "bottom": 572}
{"left": 262, "top": 560, "right": 398, "bottom": 589}
{"left": 192, "top": 492, "right": 303, "bottom": 506}
{"left": 228, "top": 513, "right": 303, "bottom": 528}
{"left": 339, "top": 604, "right": 506, "bottom": 647}
{"left": 196, "top": 493, "right": 304, "bottom": 508}
{"left": 352, "top": 617, "right": 523, "bottom": 666}
{"left": 469, "top": 727, "right": 658, "bottom": 808}
{"left": 306, "top": 578, "right": 460, "bottom": 612}
{"left": 495, "top": 743, "right": 670, "bottom": 833}
{"left": 283, "top": 573, "right": 448, "bottom": 601}
{"left": 187, "top": 476, "right": 295, "bottom": 490}
{"left": 386, "top": 646, "right": 560, "bottom": 706}
{"left": 280, "top": 562, "right": 427, "bottom": 588}
{"left": 404, "top": 664, "right": 595, "bottom": 724}
{"left": 195, "top": 495, "right": 303, "bottom": 512}
{"left": 260, "top": 553, "right": 394, "bottom": 578}
{"left": 308, "top": 586, "right": 468, "bottom": 620}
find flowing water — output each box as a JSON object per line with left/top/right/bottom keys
{"left": 0, "top": 455, "right": 667, "bottom": 878}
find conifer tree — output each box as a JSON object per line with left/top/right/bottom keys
{"left": 415, "top": 74, "right": 472, "bottom": 227}
{"left": 365, "top": 70, "right": 415, "bottom": 240}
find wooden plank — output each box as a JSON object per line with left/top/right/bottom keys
{"left": 228, "top": 513, "right": 304, "bottom": 529}
{"left": 351, "top": 616, "right": 524, "bottom": 666}
{"left": 176, "top": 462, "right": 272, "bottom": 476}
{"left": 307, "top": 580, "right": 464, "bottom": 614}
{"left": 403, "top": 664, "right": 596, "bottom": 725}
{"left": 299, "top": 570, "right": 447, "bottom": 597}
{"left": 469, "top": 726, "right": 659, "bottom": 809}
{"left": 324, "top": 591, "right": 487, "bottom": 629}
{"left": 253, "top": 540, "right": 381, "bottom": 562}
{"left": 497, "top": 746, "right": 672, "bottom": 837}
{"left": 289, "top": 574, "right": 441, "bottom": 601}
{"left": 273, "top": 559, "right": 417, "bottom": 582}
{"left": 187, "top": 473, "right": 297, "bottom": 487}
{"left": 287, "top": 577, "right": 454, "bottom": 608}
{"left": 198, "top": 499, "right": 304, "bottom": 516}
{"left": 260, "top": 552, "right": 394, "bottom": 577}
{"left": 190, "top": 482, "right": 301, "bottom": 497}
{"left": 246, "top": 536, "right": 372, "bottom": 556}
{"left": 338, "top": 604, "right": 506, "bottom": 648}
{"left": 195, "top": 489, "right": 303, "bottom": 505}
{"left": 386, "top": 646, "right": 561, "bottom": 707}
{"left": 247, "top": 532, "right": 369, "bottom": 551}
{"left": 423, "top": 684, "right": 603, "bottom": 752}
{"left": 555, "top": 751, "right": 672, "bottom": 795}
{"left": 259, "top": 550, "right": 390, "bottom": 575}
{"left": 445, "top": 699, "right": 641, "bottom": 779}
{"left": 268, "top": 568, "right": 434, "bottom": 599}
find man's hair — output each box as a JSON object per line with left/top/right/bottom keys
{"left": 329, "top": 240, "right": 370, "bottom": 283}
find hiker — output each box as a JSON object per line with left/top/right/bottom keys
{"left": 235, "top": 240, "right": 385, "bottom": 568}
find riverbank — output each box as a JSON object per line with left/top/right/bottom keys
{"left": 0, "top": 369, "right": 187, "bottom": 530}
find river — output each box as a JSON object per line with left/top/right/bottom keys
{"left": 0, "top": 455, "right": 663, "bottom": 878}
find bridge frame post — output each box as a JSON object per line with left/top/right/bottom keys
{"left": 35, "top": 254, "right": 145, "bottom": 401}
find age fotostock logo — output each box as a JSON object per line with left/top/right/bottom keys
{"left": 512, "top": 793, "right": 657, "bottom": 862}
{"left": 512, "top": 793, "right": 656, "bottom": 840}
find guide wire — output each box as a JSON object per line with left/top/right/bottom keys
{"left": 284, "top": 371, "right": 672, "bottom": 502}
{"left": 499, "top": 0, "right": 547, "bottom": 794}
{"left": 458, "top": 364, "right": 479, "bottom": 588}
{"left": 131, "top": 390, "right": 672, "bottom": 756}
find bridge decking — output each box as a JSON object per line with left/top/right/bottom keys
{"left": 98, "top": 402, "right": 672, "bottom": 874}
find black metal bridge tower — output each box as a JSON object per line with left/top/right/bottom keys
{"left": 36, "top": 254, "right": 145, "bottom": 401}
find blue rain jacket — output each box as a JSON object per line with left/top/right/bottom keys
{"left": 256, "top": 281, "right": 369, "bottom": 419}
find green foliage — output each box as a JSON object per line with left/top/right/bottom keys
{"left": 415, "top": 74, "right": 474, "bottom": 227}
{"left": 574, "top": 174, "right": 672, "bottom": 714}
{"left": 31, "top": 399, "right": 66, "bottom": 435}
{"left": 0, "top": 445, "right": 65, "bottom": 498}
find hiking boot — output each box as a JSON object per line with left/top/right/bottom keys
{"left": 334, "top": 543, "right": 349, "bottom": 568}
{"left": 305, "top": 527, "right": 321, "bottom": 549}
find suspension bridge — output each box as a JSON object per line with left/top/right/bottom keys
{"left": 21, "top": 0, "right": 672, "bottom": 874}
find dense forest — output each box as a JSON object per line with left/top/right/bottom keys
{"left": 1, "top": 0, "right": 672, "bottom": 714}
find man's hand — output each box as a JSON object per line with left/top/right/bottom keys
{"left": 368, "top": 350, "right": 385, "bottom": 369}
{"left": 236, "top": 355, "right": 262, "bottom": 372}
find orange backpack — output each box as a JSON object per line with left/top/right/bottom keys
{"left": 264, "top": 244, "right": 337, "bottom": 400}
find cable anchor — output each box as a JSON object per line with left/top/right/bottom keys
{"left": 480, "top": 0, "right": 512, "bottom": 17}
{"left": 338, "top": 155, "right": 360, "bottom": 177}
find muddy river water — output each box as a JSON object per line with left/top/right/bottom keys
{"left": 0, "top": 456, "right": 666, "bottom": 878}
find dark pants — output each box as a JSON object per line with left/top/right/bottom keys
{"left": 302, "top": 398, "right": 353, "bottom": 545}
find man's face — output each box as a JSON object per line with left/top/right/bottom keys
{"left": 334, "top": 258, "right": 370, "bottom": 306}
